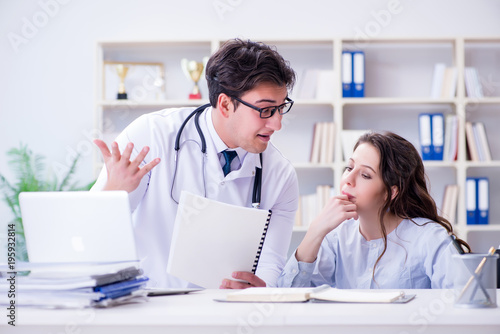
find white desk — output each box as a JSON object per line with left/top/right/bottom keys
{"left": 2, "top": 289, "right": 500, "bottom": 334}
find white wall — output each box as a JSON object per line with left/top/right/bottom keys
{"left": 1, "top": 0, "right": 500, "bottom": 225}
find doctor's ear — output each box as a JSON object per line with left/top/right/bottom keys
{"left": 217, "top": 93, "right": 233, "bottom": 118}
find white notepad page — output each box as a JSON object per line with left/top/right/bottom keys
{"left": 166, "top": 191, "right": 271, "bottom": 288}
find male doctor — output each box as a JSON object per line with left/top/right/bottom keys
{"left": 92, "top": 38, "right": 299, "bottom": 289}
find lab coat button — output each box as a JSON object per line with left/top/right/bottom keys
{"left": 220, "top": 181, "right": 225, "bottom": 186}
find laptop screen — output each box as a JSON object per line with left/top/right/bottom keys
{"left": 19, "top": 191, "right": 138, "bottom": 264}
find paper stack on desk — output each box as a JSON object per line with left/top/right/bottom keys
{"left": 0, "top": 261, "right": 149, "bottom": 308}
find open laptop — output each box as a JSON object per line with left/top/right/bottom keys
{"left": 19, "top": 191, "right": 138, "bottom": 265}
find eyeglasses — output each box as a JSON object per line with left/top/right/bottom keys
{"left": 230, "top": 96, "right": 294, "bottom": 119}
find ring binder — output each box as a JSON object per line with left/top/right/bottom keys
{"left": 252, "top": 210, "right": 272, "bottom": 274}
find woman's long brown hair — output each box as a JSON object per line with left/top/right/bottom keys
{"left": 353, "top": 131, "right": 470, "bottom": 280}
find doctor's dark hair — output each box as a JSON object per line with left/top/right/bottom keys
{"left": 353, "top": 131, "right": 471, "bottom": 281}
{"left": 205, "top": 38, "right": 296, "bottom": 107}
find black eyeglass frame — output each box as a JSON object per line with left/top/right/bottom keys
{"left": 230, "top": 95, "right": 294, "bottom": 119}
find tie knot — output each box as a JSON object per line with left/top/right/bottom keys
{"left": 222, "top": 150, "right": 238, "bottom": 176}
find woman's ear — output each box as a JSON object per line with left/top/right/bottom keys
{"left": 217, "top": 93, "right": 233, "bottom": 118}
{"left": 390, "top": 185, "right": 399, "bottom": 201}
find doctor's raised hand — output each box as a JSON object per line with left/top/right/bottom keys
{"left": 93, "top": 139, "right": 161, "bottom": 193}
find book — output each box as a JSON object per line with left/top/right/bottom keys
{"left": 310, "top": 122, "right": 322, "bottom": 163}
{"left": 466, "top": 177, "right": 489, "bottom": 225}
{"left": 440, "top": 67, "right": 458, "bottom": 98}
{"left": 166, "top": 191, "right": 272, "bottom": 288}
{"left": 441, "top": 184, "right": 459, "bottom": 224}
{"left": 443, "top": 114, "right": 458, "bottom": 161}
{"left": 465, "top": 122, "right": 480, "bottom": 161}
{"left": 342, "top": 51, "right": 353, "bottom": 97}
{"left": 430, "top": 63, "right": 446, "bottom": 98}
{"left": 474, "top": 122, "right": 492, "bottom": 161}
{"left": 466, "top": 177, "right": 477, "bottom": 225}
{"left": 477, "top": 177, "right": 489, "bottom": 225}
{"left": 352, "top": 51, "right": 365, "bottom": 98}
{"left": 223, "top": 285, "right": 414, "bottom": 303}
{"left": 464, "top": 67, "right": 484, "bottom": 98}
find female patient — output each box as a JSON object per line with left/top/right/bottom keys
{"left": 279, "top": 131, "right": 469, "bottom": 289}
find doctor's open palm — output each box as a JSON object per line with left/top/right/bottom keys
{"left": 94, "top": 139, "right": 161, "bottom": 193}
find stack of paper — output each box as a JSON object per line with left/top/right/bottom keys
{"left": 0, "top": 261, "right": 149, "bottom": 308}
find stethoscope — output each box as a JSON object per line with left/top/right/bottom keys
{"left": 170, "top": 104, "right": 263, "bottom": 208}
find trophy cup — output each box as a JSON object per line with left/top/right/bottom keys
{"left": 116, "top": 64, "right": 129, "bottom": 100}
{"left": 181, "top": 58, "right": 205, "bottom": 99}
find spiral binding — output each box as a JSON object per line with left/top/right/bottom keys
{"left": 251, "top": 210, "right": 272, "bottom": 274}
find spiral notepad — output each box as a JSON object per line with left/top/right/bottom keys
{"left": 167, "top": 191, "right": 272, "bottom": 288}
{"left": 251, "top": 210, "right": 271, "bottom": 274}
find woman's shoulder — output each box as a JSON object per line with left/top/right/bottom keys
{"left": 399, "top": 218, "right": 450, "bottom": 242}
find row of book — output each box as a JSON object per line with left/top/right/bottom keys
{"left": 309, "top": 126, "right": 369, "bottom": 164}
{"left": 430, "top": 64, "right": 457, "bottom": 99}
{"left": 418, "top": 113, "right": 492, "bottom": 162}
{"left": 464, "top": 67, "right": 485, "bottom": 98}
{"left": 342, "top": 50, "right": 365, "bottom": 97}
{"left": 465, "top": 121, "right": 492, "bottom": 161}
{"left": 295, "top": 185, "right": 334, "bottom": 227}
{"left": 310, "top": 122, "right": 335, "bottom": 163}
{"left": 296, "top": 62, "right": 485, "bottom": 101}
{"left": 0, "top": 261, "right": 149, "bottom": 308}
{"left": 294, "top": 69, "right": 335, "bottom": 100}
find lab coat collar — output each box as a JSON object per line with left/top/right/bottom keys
{"left": 204, "top": 106, "right": 260, "bottom": 175}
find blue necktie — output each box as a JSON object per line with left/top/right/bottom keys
{"left": 222, "top": 150, "right": 238, "bottom": 177}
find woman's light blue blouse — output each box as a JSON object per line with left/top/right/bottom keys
{"left": 278, "top": 218, "right": 459, "bottom": 289}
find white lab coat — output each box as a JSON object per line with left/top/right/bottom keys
{"left": 92, "top": 106, "right": 299, "bottom": 288}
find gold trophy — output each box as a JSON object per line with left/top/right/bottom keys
{"left": 181, "top": 58, "right": 206, "bottom": 99}
{"left": 116, "top": 64, "right": 129, "bottom": 99}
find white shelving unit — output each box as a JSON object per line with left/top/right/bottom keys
{"left": 95, "top": 37, "right": 500, "bottom": 254}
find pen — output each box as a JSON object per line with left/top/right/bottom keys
{"left": 449, "top": 232, "right": 464, "bottom": 255}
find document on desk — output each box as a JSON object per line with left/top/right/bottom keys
{"left": 221, "top": 285, "right": 415, "bottom": 303}
{"left": 167, "top": 191, "right": 272, "bottom": 288}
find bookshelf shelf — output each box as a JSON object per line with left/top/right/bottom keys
{"left": 95, "top": 37, "right": 499, "bottom": 253}
{"left": 293, "top": 163, "right": 335, "bottom": 170}
{"left": 342, "top": 97, "right": 457, "bottom": 105}
{"left": 98, "top": 100, "right": 209, "bottom": 108}
{"left": 464, "top": 97, "right": 500, "bottom": 105}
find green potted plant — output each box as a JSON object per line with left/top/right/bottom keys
{"left": 0, "top": 143, "right": 95, "bottom": 262}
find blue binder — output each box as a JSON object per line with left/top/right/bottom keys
{"left": 352, "top": 51, "right": 365, "bottom": 98}
{"left": 431, "top": 113, "right": 444, "bottom": 160}
{"left": 466, "top": 177, "right": 477, "bottom": 225}
{"left": 419, "top": 113, "right": 444, "bottom": 160}
{"left": 94, "top": 276, "right": 149, "bottom": 300}
{"left": 419, "top": 113, "right": 433, "bottom": 160}
{"left": 342, "top": 51, "right": 353, "bottom": 97}
{"left": 477, "top": 177, "right": 489, "bottom": 225}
